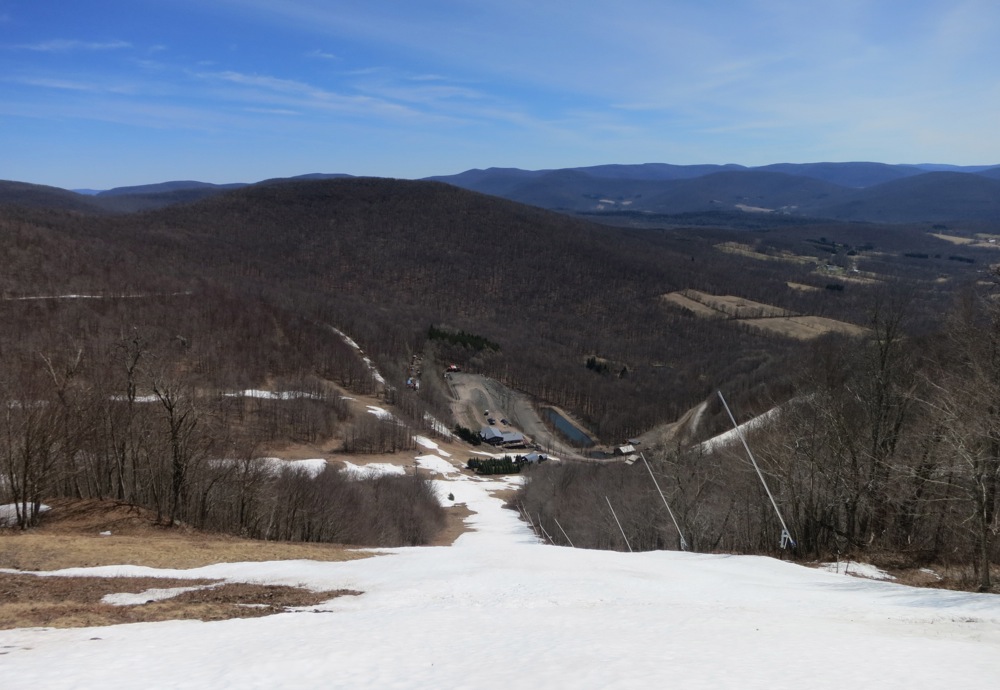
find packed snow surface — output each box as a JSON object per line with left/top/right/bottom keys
{"left": 414, "top": 454, "right": 460, "bottom": 476}
{"left": 3, "top": 448, "right": 1000, "bottom": 689}
{"left": 257, "top": 457, "right": 328, "bottom": 478}
{"left": 699, "top": 405, "right": 781, "bottom": 452}
{"left": 819, "top": 560, "right": 896, "bottom": 581}
{"left": 103, "top": 585, "right": 217, "bottom": 606}
{"left": 0, "top": 503, "right": 50, "bottom": 527}
{"left": 365, "top": 405, "right": 393, "bottom": 420}
{"left": 339, "top": 461, "right": 406, "bottom": 479}
{"left": 413, "top": 435, "right": 451, "bottom": 456}
{"left": 225, "top": 389, "right": 321, "bottom": 400}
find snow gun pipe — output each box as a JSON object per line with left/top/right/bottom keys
{"left": 606, "top": 496, "right": 633, "bottom": 553}
{"left": 553, "top": 517, "right": 575, "bottom": 548}
{"left": 537, "top": 514, "right": 555, "bottom": 544}
{"left": 640, "top": 452, "right": 688, "bottom": 551}
{"left": 717, "top": 391, "right": 796, "bottom": 550}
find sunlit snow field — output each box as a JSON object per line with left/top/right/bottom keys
{"left": 3, "top": 446, "right": 1000, "bottom": 689}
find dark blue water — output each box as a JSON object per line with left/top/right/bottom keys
{"left": 544, "top": 407, "right": 595, "bottom": 447}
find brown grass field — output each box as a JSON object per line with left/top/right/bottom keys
{"left": 715, "top": 242, "right": 817, "bottom": 265}
{"left": 660, "top": 289, "right": 867, "bottom": 340}
{"left": 1, "top": 453, "right": 477, "bottom": 631}
{"left": 659, "top": 291, "right": 723, "bottom": 318}
{"left": 737, "top": 315, "right": 869, "bottom": 340}
{"left": 0, "top": 498, "right": 376, "bottom": 630}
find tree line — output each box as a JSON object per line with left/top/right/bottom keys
{"left": 0, "top": 291, "right": 446, "bottom": 546}
{"left": 518, "top": 286, "right": 1000, "bottom": 591}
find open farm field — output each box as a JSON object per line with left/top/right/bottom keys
{"left": 658, "top": 291, "right": 723, "bottom": 317}
{"left": 681, "top": 290, "right": 792, "bottom": 318}
{"left": 661, "top": 289, "right": 866, "bottom": 340}
{"left": 715, "top": 241, "right": 818, "bottom": 265}
{"left": 738, "top": 315, "right": 870, "bottom": 340}
{"left": 931, "top": 232, "right": 1000, "bottom": 249}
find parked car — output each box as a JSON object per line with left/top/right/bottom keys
{"left": 487, "top": 417, "right": 496, "bottom": 425}
{"left": 501, "top": 418, "right": 509, "bottom": 425}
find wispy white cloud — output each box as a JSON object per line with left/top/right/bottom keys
{"left": 196, "top": 69, "right": 433, "bottom": 121}
{"left": 244, "top": 107, "right": 300, "bottom": 116}
{"left": 19, "top": 39, "right": 131, "bottom": 52}
{"left": 408, "top": 74, "right": 451, "bottom": 82}
{"left": 306, "top": 48, "right": 338, "bottom": 60}
{"left": 7, "top": 75, "right": 136, "bottom": 94}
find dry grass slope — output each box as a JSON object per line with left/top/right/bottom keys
{"left": 0, "top": 498, "right": 371, "bottom": 629}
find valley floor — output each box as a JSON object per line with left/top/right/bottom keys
{"left": 2, "top": 445, "right": 1000, "bottom": 689}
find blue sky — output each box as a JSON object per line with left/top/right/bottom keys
{"left": 3, "top": 0, "right": 999, "bottom": 189}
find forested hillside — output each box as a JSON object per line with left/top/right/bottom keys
{"left": 1, "top": 177, "right": 996, "bottom": 573}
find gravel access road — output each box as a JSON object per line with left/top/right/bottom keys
{"left": 446, "top": 373, "right": 590, "bottom": 460}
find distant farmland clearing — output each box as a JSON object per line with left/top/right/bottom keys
{"left": 740, "top": 315, "right": 869, "bottom": 339}
{"left": 930, "top": 232, "right": 1000, "bottom": 249}
{"left": 715, "top": 242, "right": 817, "bottom": 265}
{"left": 661, "top": 290, "right": 868, "bottom": 340}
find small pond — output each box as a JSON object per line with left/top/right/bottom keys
{"left": 543, "top": 407, "right": 596, "bottom": 447}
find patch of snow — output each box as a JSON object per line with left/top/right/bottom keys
{"left": 818, "top": 561, "right": 896, "bottom": 581}
{"left": 415, "top": 455, "right": 461, "bottom": 476}
{"left": 413, "top": 435, "right": 451, "bottom": 456}
{"left": 325, "top": 325, "right": 386, "bottom": 386}
{"left": 103, "top": 584, "right": 217, "bottom": 606}
{"left": 109, "top": 394, "right": 160, "bottom": 403}
{"left": 422, "top": 413, "right": 454, "bottom": 437}
{"left": 257, "top": 458, "right": 328, "bottom": 478}
{"left": 0, "top": 503, "right": 50, "bottom": 527}
{"left": 225, "top": 390, "right": 321, "bottom": 401}
{"left": 365, "top": 361, "right": 386, "bottom": 385}
{"left": 699, "top": 405, "right": 781, "bottom": 452}
{"left": 339, "top": 462, "right": 406, "bottom": 479}
{"left": 366, "top": 405, "right": 393, "bottom": 420}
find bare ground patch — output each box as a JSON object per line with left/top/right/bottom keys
{"left": 0, "top": 571, "right": 359, "bottom": 630}
{"left": 430, "top": 502, "right": 475, "bottom": 546}
{"left": 0, "top": 499, "right": 371, "bottom": 630}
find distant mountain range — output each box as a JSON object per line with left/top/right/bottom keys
{"left": 426, "top": 162, "right": 1000, "bottom": 223}
{"left": 2, "top": 162, "right": 999, "bottom": 222}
